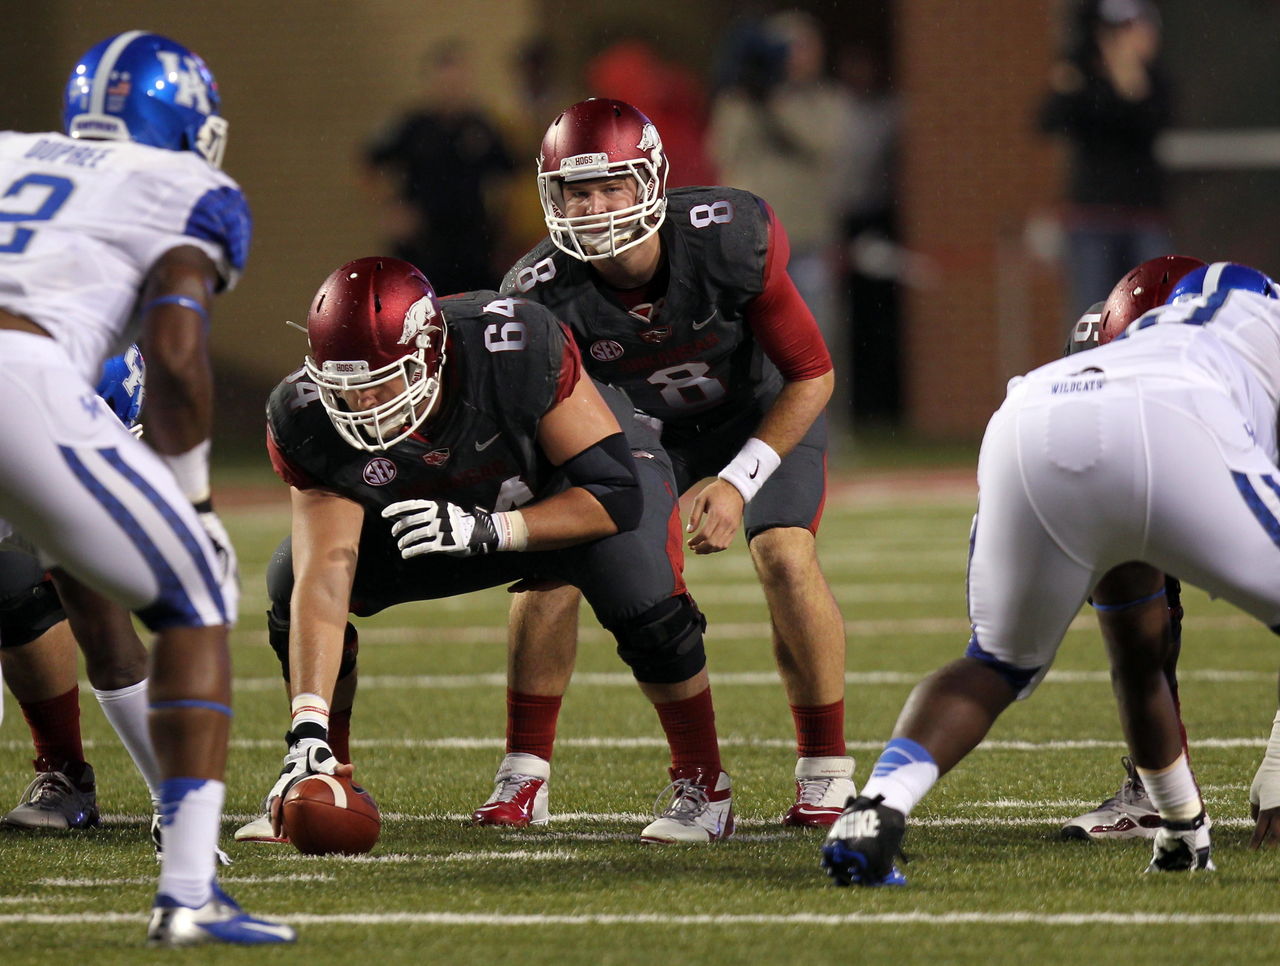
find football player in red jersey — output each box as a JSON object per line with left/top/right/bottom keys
{"left": 237, "top": 257, "right": 733, "bottom": 845}
{"left": 488, "top": 98, "right": 852, "bottom": 828}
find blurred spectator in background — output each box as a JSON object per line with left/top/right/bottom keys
{"left": 586, "top": 37, "right": 718, "bottom": 188}
{"left": 708, "top": 11, "right": 853, "bottom": 381}
{"left": 496, "top": 36, "right": 581, "bottom": 265}
{"left": 1037, "top": 0, "right": 1174, "bottom": 322}
{"left": 362, "top": 42, "right": 515, "bottom": 294}
{"left": 834, "top": 41, "right": 902, "bottom": 428}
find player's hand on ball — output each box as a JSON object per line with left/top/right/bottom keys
{"left": 267, "top": 738, "right": 349, "bottom": 837}
{"left": 382, "top": 499, "right": 501, "bottom": 557}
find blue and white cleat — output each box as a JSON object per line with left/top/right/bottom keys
{"left": 146, "top": 882, "right": 296, "bottom": 946}
{"left": 820, "top": 794, "right": 909, "bottom": 887}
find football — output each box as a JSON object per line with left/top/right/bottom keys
{"left": 281, "top": 774, "right": 381, "bottom": 856}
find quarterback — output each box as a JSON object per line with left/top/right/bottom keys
{"left": 483, "top": 98, "right": 850, "bottom": 830}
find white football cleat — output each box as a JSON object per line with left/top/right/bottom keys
{"left": 640, "top": 766, "right": 734, "bottom": 844}
{"left": 782, "top": 756, "right": 857, "bottom": 827}
{"left": 146, "top": 882, "right": 295, "bottom": 946}
{"left": 471, "top": 753, "right": 550, "bottom": 827}
{"left": 1061, "top": 756, "right": 1162, "bottom": 841}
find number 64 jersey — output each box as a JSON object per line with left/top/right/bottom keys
{"left": 0, "top": 130, "right": 250, "bottom": 381}
{"left": 267, "top": 292, "right": 661, "bottom": 518}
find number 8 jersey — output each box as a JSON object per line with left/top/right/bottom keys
{"left": 501, "top": 186, "right": 831, "bottom": 431}
{"left": 0, "top": 131, "right": 250, "bottom": 382}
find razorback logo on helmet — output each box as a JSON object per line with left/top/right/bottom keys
{"left": 399, "top": 295, "right": 442, "bottom": 349}
{"left": 590, "top": 340, "right": 624, "bottom": 362}
{"left": 155, "top": 51, "right": 213, "bottom": 113}
{"left": 423, "top": 448, "right": 451, "bottom": 466}
{"left": 362, "top": 457, "right": 397, "bottom": 486}
{"left": 637, "top": 123, "right": 661, "bottom": 153}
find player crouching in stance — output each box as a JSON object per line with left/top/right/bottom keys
{"left": 822, "top": 260, "right": 1280, "bottom": 885}
{"left": 239, "top": 257, "right": 732, "bottom": 846}
{"left": 0, "top": 32, "right": 291, "bottom": 944}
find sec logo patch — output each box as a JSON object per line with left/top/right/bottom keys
{"left": 590, "top": 340, "right": 624, "bottom": 362}
{"left": 362, "top": 458, "right": 397, "bottom": 485}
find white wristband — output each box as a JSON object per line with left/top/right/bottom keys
{"left": 716, "top": 437, "right": 781, "bottom": 504}
{"left": 1251, "top": 710, "right": 1280, "bottom": 811}
{"left": 492, "top": 509, "right": 529, "bottom": 551}
{"left": 161, "top": 439, "right": 212, "bottom": 504}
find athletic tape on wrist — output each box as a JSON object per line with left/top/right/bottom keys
{"left": 161, "top": 439, "right": 212, "bottom": 504}
{"left": 716, "top": 437, "right": 781, "bottom": 504}
{"left": 493, "top": 510, "right": 529, "bottom": 551}
{"left": 1254, "top": 710, "right": 1280, "bottom": 810}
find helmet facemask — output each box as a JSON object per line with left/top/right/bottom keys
{"left": 539, "top": 155, "right": 667, "bottom": 261}
{"left": 305, "top": 340, "right": 446, "bottom": 452}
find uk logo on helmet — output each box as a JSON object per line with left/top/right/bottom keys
{"left": 155, "top": 51, "right": 213, "bottom": 113}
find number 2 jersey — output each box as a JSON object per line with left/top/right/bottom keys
{"left": 0, "top": 131, "right": 251, "bottom": 382}
{"left": 267, "top": 292, "right": 660, "bottom": 516}
{"left": 501, "top": 186, "right": 831, "bottom": 434}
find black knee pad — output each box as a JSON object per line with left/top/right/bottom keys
{"left": 610, "top": 594, "right": 707, "bottom": 684}
{"left": 0, "top": 554, "right": 65, "bottom": 649}
{"left": 266, "top": 611, "right": 359, "bottom": 684}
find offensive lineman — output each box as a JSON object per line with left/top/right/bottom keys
{"left": 474, "top": 98, "right": 851, "bottom": 828}
{"left": 237, "top": 257, "right": 734, "bottom": 845}
{"left": 0, "top": 32, "right": 291, "bottom": 945}
{"left": 822, "top": 262, "right": 1280, "bottom": 885}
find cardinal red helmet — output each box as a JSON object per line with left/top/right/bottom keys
{"left": 1097, "top": 255, "right": 1205, "bottom": 345}
{"left": 537, "top": 98, "right": 668, "bottom": 261}
{"left": 303, "top": 257, "right": 447, "bottom": 451}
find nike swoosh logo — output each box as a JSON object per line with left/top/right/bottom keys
{"left": 692, "top": 309, "right": 718, "bottom": 330}
{"left": 475, "top": 433, "right": 500, "bottom": 452}
{"left": 748, "top": 459, "right": 760, "bottom": 479}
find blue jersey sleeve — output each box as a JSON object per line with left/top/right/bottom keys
{"left": 183, "top": 185, "right": 252, "bottom": 275}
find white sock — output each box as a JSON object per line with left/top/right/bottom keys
{"left": 93, "top": 679, "right": 162, "bottom": 807}
{"left": 156, "top": 778, "right": 225, "bottom": 907}
{"left": 1135, "top": 753, "right": 1203, "bottom": 822}
{"left": 859, "top": 738, "right": 940, "bottom": 816}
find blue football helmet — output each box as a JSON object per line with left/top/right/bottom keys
{"left": 96, "top": 344, "right": 146, "bottom": 431}
{"left": 63, "top": 31, "right": 228, "bottom": 168}
{"left": 1166, "top": 262, "right": 1280, "bottom": 304}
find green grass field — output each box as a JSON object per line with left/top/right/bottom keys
{"left": 1, "top": 463, "right": 1276, "bottom": 964}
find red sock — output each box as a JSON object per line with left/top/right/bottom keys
{"left": 791, "top": 700, "right": 847, "bottom": 758}
{"left": 21, "top": 686, "right": 84, "bottom": 768}
{"left": 329, "top": 707, "right": 352, "bottom": 764}
{"left": 654, "top": 687, "right": 721, "bottom": 773}
{"left": 506, "top": 690, "right": 561, "bottom": 762}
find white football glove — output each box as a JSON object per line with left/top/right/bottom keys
{"left": 382, "top": 499, "right": 503, "bottom": 558}
{"left": 268, "top": 737, "right": 339, "bottom": 810}
{"left": 196, "top": 508, "right": 240, "bottom": 623}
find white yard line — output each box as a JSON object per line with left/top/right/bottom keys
{"left": 2, "top": 911, "right": 1280, "bottom": 926}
